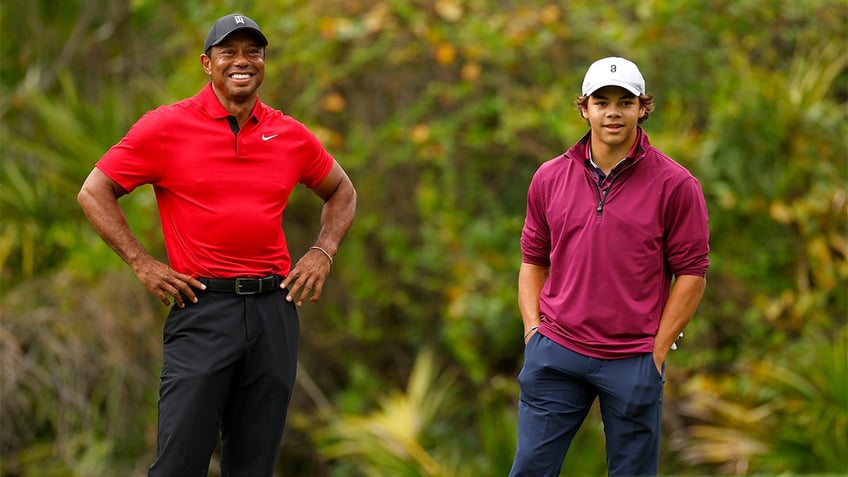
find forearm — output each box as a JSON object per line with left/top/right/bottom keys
{"left": 283, "top": 167, "right": 356, "bottom": 305}
{"left": 653, "top": 275, "right": 706, "bottom": 362}
{"left": 313, "top": 178, "right": 356, "bottom": 256}
{"left": 518, "top": 262, "right": 549, "bottom": 333}
{"left": 78, "top": 168, "right": 203, "bottom": 307}
{"left": 77, "top": 171, "right": 151, "bottom": 271}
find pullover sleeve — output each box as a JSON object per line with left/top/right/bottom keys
{"left": 521, "top": 167, "right": 552, "bottom": 267}
{"left": 664, "top": 176, "right": 710, "bottom": 277}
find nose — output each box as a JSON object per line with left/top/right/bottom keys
{"left": 606, "top": 105, "right": 622, "bottom": 117}
{"left": 233, "top": 51, "right": 250, "bottom": 65}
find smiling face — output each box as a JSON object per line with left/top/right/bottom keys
{"left": 580, "top": 85, "right": 646, "bottom": 151}
{"left": 201, "top": 30, "right": 265, "bottom": 105}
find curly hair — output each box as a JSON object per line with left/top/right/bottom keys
{"left": 575, "top": 92, "right": 655, "bottom": 124}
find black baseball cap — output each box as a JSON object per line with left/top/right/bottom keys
{"left": 204, "top": 13, "right": 268, "bottom": 54}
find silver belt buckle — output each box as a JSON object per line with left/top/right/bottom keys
{"left": 235, "top": 277, "right": 260, "bottom": 295}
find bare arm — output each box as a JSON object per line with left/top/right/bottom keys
{"left": 518, "top": 262, "right": 549, "bottom": 344}
{"left": 652, "top": 274, "right": 706, "bottom": 371}
{"left": 282, "top": 160, "right": 357, "bottom": 305}
{"left": 77, "top": 168, "right": 204, "bottom": 307}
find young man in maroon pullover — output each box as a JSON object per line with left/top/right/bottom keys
{"left": 509, "top": 57, "right": 709, "bottom": 476}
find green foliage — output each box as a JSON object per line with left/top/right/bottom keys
{"left": 313, "top": 348, "right": 461, "bottom": 477}
{"left": 1, "top": 0, "right": 846, "bottom": 475}
{"left": 671, "top": 325, "right": 848, "bottom": 474}
{"left": 0, "top": 272, "right": 162, "bottom": 476}
{"left": 695, "top": 33, "right": 848, "bottom": 370}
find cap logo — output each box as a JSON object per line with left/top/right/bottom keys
{"left": 234, "top": 15, "right": 245, "bottom": 24}
{"left": 610, "top": 64, "right": 617, "bottom": 73}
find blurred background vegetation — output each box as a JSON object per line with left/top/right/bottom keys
{"left": 1, "top": 0, "right": 846, "bottom": 476}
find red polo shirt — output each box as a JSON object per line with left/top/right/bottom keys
{"left": 97, "top": 83, "right": 334, "bottom": 278}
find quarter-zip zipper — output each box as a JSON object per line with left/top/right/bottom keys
{"left": 590, "top": 160, "right": 637, "bottom": 216}
{"left": 593, "top": 180, "right": 612, "bottom": 216}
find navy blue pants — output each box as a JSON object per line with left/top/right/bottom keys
{"left": 148, "top": 288, "right": 299, "bottom": 477}
{"left": 509, "top": 333, "right": 665, "bottom": 477}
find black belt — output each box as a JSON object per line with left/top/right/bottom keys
{"left": 200, "top": 275, "right": 282, "bottom": 295}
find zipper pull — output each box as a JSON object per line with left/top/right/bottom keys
{"left": 597, "top": 188, "right": 609, "bottom": 215}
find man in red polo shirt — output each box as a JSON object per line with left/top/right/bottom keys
{"left": 77, "top": 13, "right": 356, "bottom": 476}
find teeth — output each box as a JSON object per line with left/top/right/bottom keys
{"left": 231, "top": 74, "right": 250, "bottom": 79}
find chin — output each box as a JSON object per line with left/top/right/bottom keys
{"left": 228, "top": 85, "right": 257, "bottom": 97}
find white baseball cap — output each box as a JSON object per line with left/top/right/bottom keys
{"left": 581, "top": 57, "right": 645, "bottom": 97}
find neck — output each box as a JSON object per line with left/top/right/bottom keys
{"left": 223, "top": 100, "right": 256, "bottom": 127}
{"left": 212, "top": 87, "right": 257, "bottom": 127}
{"left": 589, "top": 130, "right": 638, "bottom": 174}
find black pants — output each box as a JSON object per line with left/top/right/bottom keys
{"left": 148, "top": 288, "right": 299, "bottom": 477}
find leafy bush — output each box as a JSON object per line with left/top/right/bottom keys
{"left": 1, "top": 0, "right": 845, "bottom": 475}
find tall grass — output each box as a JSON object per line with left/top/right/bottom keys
{"left": 1, "top": 271, "right": 163, "bottom": 476}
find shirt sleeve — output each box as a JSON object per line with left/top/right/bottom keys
{"left": 296, "top": 122, "right": 334, "bottom": 189}
{"left": 664, "top": 176, "right": 710, "bottom": 277}
{"left": 95, "top": 109, "right": 165, "bottom": 193}
{"left": 520, "top": 169, "right": 552, "bottom": 267}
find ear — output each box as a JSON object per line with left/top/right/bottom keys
{"left": 200, "top": 54, "right": 212, "bottom": 75}
{"left": 638, "top": 100, "right": 647, "bottom": 120}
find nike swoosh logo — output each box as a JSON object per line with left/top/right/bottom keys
{"left": 262, "top": 133, "right": 278, "bottom": 141}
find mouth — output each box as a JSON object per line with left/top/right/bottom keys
{"left": 604, "top": 124, "right": 625, "bottom": 132}
{"left": 228, "top": 72, "right": 253, "bottom": 83}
